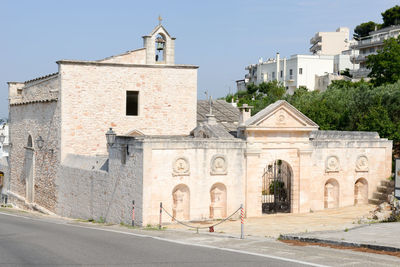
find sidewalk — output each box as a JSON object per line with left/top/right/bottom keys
{"left": 166, "top": 204, "right": 374, "bottom": 238}
{"left": 281, "top": 222, "right": 400, "bottom": 252}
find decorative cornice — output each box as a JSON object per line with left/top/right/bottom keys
{"left": 57, "top": 60, "right": 198, "bottom": 69}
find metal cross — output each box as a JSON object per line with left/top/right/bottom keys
{"left": 158, "top": 15, "right": 162, "bottom": 25}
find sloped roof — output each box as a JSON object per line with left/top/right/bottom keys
{"left": 191, "top": 123, "right": 235, "bottom": 139}
{"left": 197, "top": 100, "right": 239, "bottom": 132}
{"left": 245, "top": 100, "right": 319, "bottom": 128}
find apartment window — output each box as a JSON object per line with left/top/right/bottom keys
{"left": 280, "top": 70, "right": 283, "bottom": 78}
{"left": 289, "top": 69, "right": 293, "bottom": 75}
{"left": 299, "top": 68, "right": 303, "bottom": 75}
{"left": 272, "top": 72, "right": 275, "bottom": 79}
{"left": 126, "top": 91, "right": 139, "bottom": 116}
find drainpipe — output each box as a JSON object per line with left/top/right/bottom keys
{"left": 283, "top": 57, "right": 287, "bottom": 87}
{"left": 276, "top": 53, "right": 280, "bottom": 82}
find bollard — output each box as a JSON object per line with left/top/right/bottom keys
{"left": 132, "top": 200, "right": 135, "bottom": 227}
{"left": 159, "top": 202, "right": 162, "bottom": 229}
{"left": 240, "top": 204, "right": 244, "bottom": 239}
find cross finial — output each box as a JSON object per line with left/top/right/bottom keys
{"left": 209, "top": 96, "right": 213, "bottom": 115}
{"left": 158, "top": 15, "right": 162, "bottom": 25}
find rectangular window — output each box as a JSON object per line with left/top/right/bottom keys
{"left": 299, "top": 68, "right": 303, "bottom": 75}
{"left": 272, "top": 72, "right": 275, "bottom": 79}
{"left": 280, "top": 70, "right": 283, "bottom": 78}
{"left": 126, "top": 91, "right": 139, "bottom": 116}
{"left": 289, "top": 69, "right": 293, "bottom": 75}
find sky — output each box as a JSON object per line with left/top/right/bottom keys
{"left": 1, "top": 0, "right": 399, "bottom": 118}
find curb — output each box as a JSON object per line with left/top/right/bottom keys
{"left": 280, "top": 235, "right": 400, "bottom": 252}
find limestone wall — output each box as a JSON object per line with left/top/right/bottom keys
{"left": 305, "top": 138, "right": 393, "bottom": 212}
{"left": 56, "top": 149, "right": 144, "bottom": 225}
{"left": 244, "top": 129, "right": 392, "bottom": 217}
{"left": 8, "top": 100, "right": 61, "bottom": 212}
{"left": 98, "top": 49, "right": 146, "bottom": 64}
{"left": 138, "top": 138, "right": 246, "bottom": 225}
{"left": 9, "top": 75, "right": 59, "bottom": 105}
{"left": 59, "top": 62, "right": 198, "bottom": 158}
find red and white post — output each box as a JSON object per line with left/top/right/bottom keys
{"left": 159, "top": 202, "right": 163, "bottom": 230}
{"left": 240, "top": 204, "right": 244, "bottom": 239}
{"left": 132, "top": 200, "right": 135, "bottom": 227}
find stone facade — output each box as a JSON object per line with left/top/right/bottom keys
{"left": 59, "top": 62, "right": 197, "bottom": 158}
{"left": 5, "top": 24, "right": 393, "bottom": 226}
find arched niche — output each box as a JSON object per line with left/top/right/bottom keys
{"left": 324, "top": 178, "right": 339, "bottom": 209}
{"left": 172, "top": 184, "right": 190, "bottom": 221}
{"left": 209, "top": 183, "right": 227, "bottom": 219}
{"left": 27, "top": 135, "right": 33, "bottom": 148}
{"left": 354, "top": 178, "right": 368, "bottom": 205}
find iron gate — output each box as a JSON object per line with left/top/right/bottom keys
{"left": 262, "top": 160, "right": 291, "bottom": 213}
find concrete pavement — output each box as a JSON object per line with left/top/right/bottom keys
{"left": 166, "top": 204, "right": 374, "bottom": 238}
{"left": 281, "top": 222, "right": 400, "bottom": 252}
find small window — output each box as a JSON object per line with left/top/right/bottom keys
{"left": 289, "top": 69, "right": 293, "bottom": 75}
{"left": 126, "top": 91, "right": 139, "bottom": 116}
{"left": 280, "top": 70, "right": 283, "bottom": 78}
{"left": 272, "top": 72, "right": 275, "bottom": 79}
{"left": 299, "top": 68, "right": 303, "bottom": 75}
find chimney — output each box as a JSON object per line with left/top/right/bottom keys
{"left": 206, "top": 114, "right": 217, "bottom": 125}
{"left": 239, "top": 104, "right": 253, "bottom": 125}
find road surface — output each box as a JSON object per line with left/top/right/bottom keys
{"left": 0, "top": 211, "right": 315, "bottom": 266}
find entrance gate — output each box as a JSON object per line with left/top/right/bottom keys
{"left": 262, "top": 160, "right": 291, "bottom": 213}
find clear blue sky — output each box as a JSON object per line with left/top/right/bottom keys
{"left": 1, "top": 0, "right": 398, "bottom": 118}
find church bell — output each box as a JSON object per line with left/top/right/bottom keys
{"left": 156, "top": 37, "right": 165, "bottom": 51}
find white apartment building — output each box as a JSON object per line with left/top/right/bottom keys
{"left": 245, "top": 53, "right": 352, "bottom": 93}
{"left": 0, "top": 123, "right": 9, "bottom": 158}
{"left": 350, "top": 24, "right": 400, "bottom": 78}
{"left": 310, "top": 27, "right": 350, "bottom": 56}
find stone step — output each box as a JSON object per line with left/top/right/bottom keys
{"left": 368, "top": 198, "right": 382, "bottom": 205}
{"left": 381, "top": 180, "right": 395, "bottom": 187}
{"left": 373, "top": 192, "right": 388, "bottom": 201}
{"left": 377, "top": 186, "right": 390, "bottom": 193}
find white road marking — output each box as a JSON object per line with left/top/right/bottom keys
{"left": 0, "top": 211, "right": 328, "bottom": 267}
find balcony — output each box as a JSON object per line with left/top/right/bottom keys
{"left": 310, "top": 34, "right": 322, "bottom": 45}
{"left": 350, "top": 68, "right": 371, "bottom": 79}
{"left": 286, "top": 75, "right": 295, "bottom": 82}
{"left": 309, "top": 42, "right": 322, "bottom": 53}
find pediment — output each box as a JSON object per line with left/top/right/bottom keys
{"left": 245, "top": 100, "right": 318, "bottom": 130}
{"left": 148, "top": 25, "right": 173, "bottom": 39}
{"left": 125, "top": 129, "right": 144, "bottom": 136}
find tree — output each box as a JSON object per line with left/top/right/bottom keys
{"left": 381, "top": 5, "right": 400, "bottom": 28}
{"left": 340, "top": 68, "right": 352, "bottom": 78}
{"left": 353, "top": 21, "right": 379, "bottom": 40}
{"left": 366, "top": 36, "right": 400, "bottom": 86}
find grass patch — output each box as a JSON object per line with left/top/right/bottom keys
{"left": 143, "top": 224, "right": 166, "bottom": 231}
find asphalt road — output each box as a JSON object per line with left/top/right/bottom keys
{"left": 0, "top": 212, "right": 314, "bottom": 267}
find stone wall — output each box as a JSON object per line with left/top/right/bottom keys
{"left": 59, "top": 61, "right": 198, "bottom": 158}
{"left": 99, "top": 49, "right": 146, "bottom": 64}
{"left": 56, "top": 149, "right": 144, "bottom": 225}
{"left": 8, "top": 99, "right": 61, "bottom": 212}
{"left": 9, "top": 75, "right": 58, "bottom": 105}
{"left": 133, "top": 137, "right": 246, "bottom": 225}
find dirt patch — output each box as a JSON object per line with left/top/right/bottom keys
{"left": 280, "top": 239, "right": 400, "bottom": 258}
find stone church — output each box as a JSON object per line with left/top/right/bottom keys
{"left": 5, "top": 23, "right": 392, "bottom": 225}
